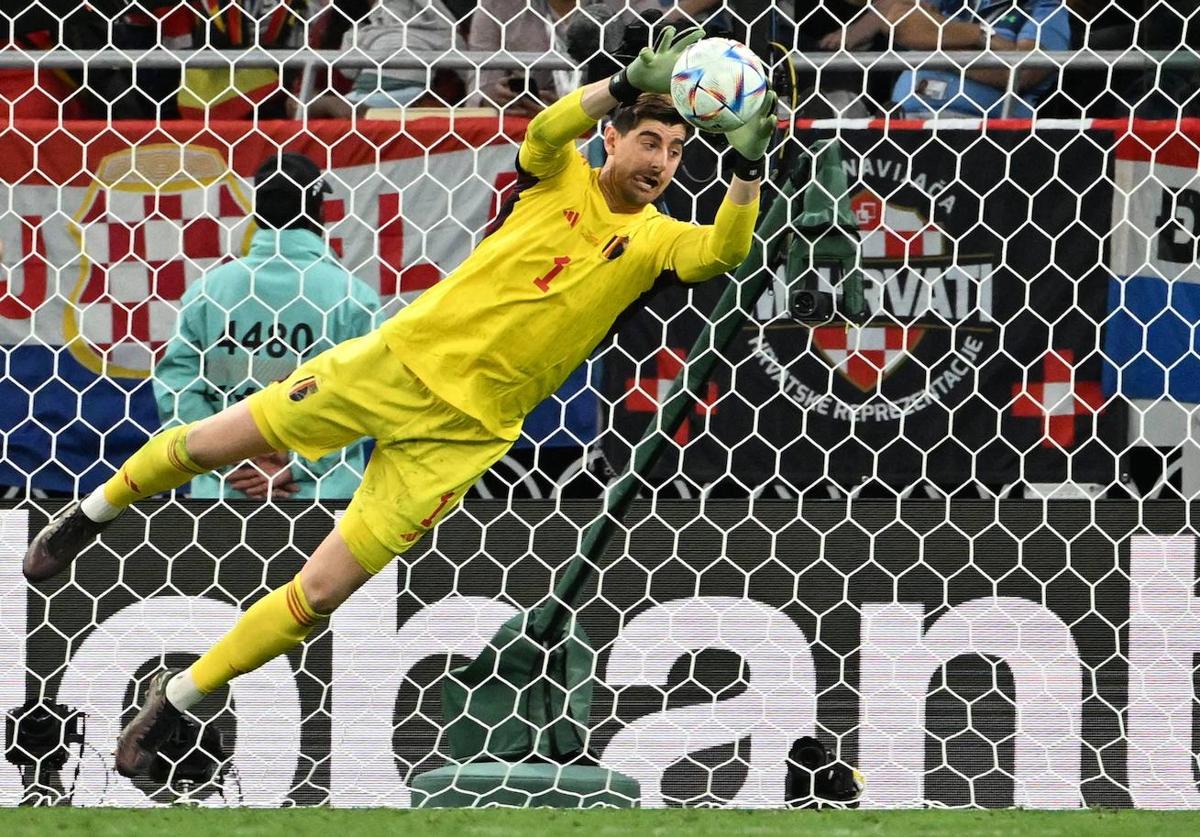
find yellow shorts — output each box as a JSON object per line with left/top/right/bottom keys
{"left": 245, "top": 331, "right": 513, "bottom": 574}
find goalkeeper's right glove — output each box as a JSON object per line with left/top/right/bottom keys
{"left": 608, "top": 25, "right": 704, "bottom": 104}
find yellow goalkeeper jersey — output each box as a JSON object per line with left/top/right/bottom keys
{"left": 381, "top": 89, "right": 758, "bottom": 440}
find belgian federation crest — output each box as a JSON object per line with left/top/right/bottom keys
{"left": 65, "top": 144, "right": 254, "bottom": 378}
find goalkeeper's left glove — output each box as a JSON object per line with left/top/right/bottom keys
{"left": 727, "top": 90, "right": 779, "bottom": 180}
{"left": 609, "top": 25, "right": 704, "bottom": 103}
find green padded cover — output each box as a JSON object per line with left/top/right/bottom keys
{"left": 442, "top": 608, "right": 595, "bottom": 762}
{"left": 410, "top": 762, "right": 640, "bottom": 809}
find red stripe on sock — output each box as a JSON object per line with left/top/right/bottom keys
{"left": 121, "top": 469, "right": 141, "bottom": 494}
{"left": 285, "top": 584, "right": 309, "bottom": 627}
{"left": 285, "top": 582, "right": 314, "bottom": 628}
{"left": 166, "top": 434, "right": 205, "bottom": 476}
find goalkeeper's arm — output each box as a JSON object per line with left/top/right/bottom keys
{"left": 518, "top": 25, "right": 705, "bottom": 178}
{"left": 516, "top": 77, "right": 639, "bottom": 178}
{"left": 662, "top": 194, "right": 760, "bottom": 283}
{"left": 661, "top": 89, "right": 780, "bottom": 282}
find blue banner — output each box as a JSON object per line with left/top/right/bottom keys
{"left": 1104, "top": 275, "right": 1200, "bottom": 402}
{"left": 1103, "top": 135, "right": 1200, "bottom": 404}
{"left": 0, "top": 347, "right": 158, "bottom": 493}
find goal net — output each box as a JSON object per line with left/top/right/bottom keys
{"left": 0, "top": 0, "right": 1197, "bottom": 811}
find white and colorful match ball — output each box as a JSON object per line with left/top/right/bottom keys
{"left": 670, "top": 37, "right": 770, "bottom": 134}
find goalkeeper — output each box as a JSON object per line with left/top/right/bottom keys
{"left": 22, "top": 26, "right": 777, "bottom": 777}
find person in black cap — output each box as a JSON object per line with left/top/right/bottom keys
{"left": 252, "top": 152, "right": 333, "bottom": 234}
{"left": 149, "top": 151, "right": 380, "bottom": 503}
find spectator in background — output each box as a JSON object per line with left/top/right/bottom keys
{"left": 821, "top": 0, "right": 1071, "bottom": 118}
{"left": 112, "top": 0, "right": 193, "bottom": 119}
{"left": 778, "top": 1, "right": 865, "bottom": 51}
{"left": 26, "top": 0, "right": 338, "bottom": 120}
{"left": 343, "top": 0, "right": 464, "bottom": 109}
{"left": 0, "top": 34, "right": 81, "bottom": 121}
{"left": 154, "top": 153, "right": 380, "bottom": 500}
{"left": 301, "top": 0, "right": 469, "bottom": 115}
{"left": 296, "top": 0, "right": 370, "bottom": 115}
{"left": 175, "top": 0, "right": 312, "bottom": 119}
{"left": 469, "top": 0, "right": 605, "bottom": 115}
{"left": 469, "top": 1, "right": 728, "bottom": 115}
{"left": 0, "top": 0, "right": 128, "bottom": 121}
{"left": 631, "top": 1, "right": 740, "bottom": 48}
{"left": 631, "top": 1, "right": 728, "bottom": 25}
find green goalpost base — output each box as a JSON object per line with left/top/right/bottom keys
{"left": 410, "top": 762, "right": 641, "bottom": 809}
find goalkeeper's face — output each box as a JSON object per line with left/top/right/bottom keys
{"left": 602, "top": 119, "right": 686, "bottom": 209}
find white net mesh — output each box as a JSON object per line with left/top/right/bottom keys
{"left": 0, "top": 0, "right": 1198, "bottom": 811}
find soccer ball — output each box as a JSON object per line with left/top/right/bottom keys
{"left": 670, "top": 37, "right": 770, "bottom": 134}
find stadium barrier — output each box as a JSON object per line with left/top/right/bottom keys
{"left": 5, "top": 498, "right": 1200, "bottom": 808}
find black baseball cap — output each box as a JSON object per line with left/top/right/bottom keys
{"left": 253, "top": 152, "right": 332, "bottom": 230}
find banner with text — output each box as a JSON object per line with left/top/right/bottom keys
{"left": 4, "top": 499, "right": 1200, "bottom": 808}
{"left": 603, "top": 126, "right": 1127, "bottom": 489}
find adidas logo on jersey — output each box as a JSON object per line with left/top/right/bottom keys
{"left": 562, "top": 209, "right": 580, "bottom": 228}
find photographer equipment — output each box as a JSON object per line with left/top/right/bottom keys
{"left": 567, "top": 6, "right": 736, "bottom": 88}
{"left": 5, "top": 700, "right": 83, "bottom": 771}
{"left": 566, "top": 3, "right": 634, "bottom": 86}
{"left": 785, "top": 736, "right": 865, "bottom": 808}
{"left": 147, "top": 715, "right": 229, "bottom": 799}
{"left": 5, "top": 700, "right": 85, "bottom": 804}
{"left": 778, "top": 140, "right": 867, "bottom": 324}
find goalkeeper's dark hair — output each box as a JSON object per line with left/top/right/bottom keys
{"left": 611, "top": 93, "right": 692, "bottom": 139}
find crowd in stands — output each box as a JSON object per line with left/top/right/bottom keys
{"left": 0, "top": 1, "right": 1195, "bottom": 121}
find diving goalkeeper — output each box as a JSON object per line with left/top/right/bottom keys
{"left": 22, "top": 26, "right": 777, "bottom": 777}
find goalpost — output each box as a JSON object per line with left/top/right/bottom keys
{"left": 0, "top": 0, "right": 1197, "bottom": 811}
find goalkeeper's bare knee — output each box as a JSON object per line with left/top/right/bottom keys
{"left": 186, "top": 401, "right": 280, "bottom": 470}
{"left": 297, "top": 529, "right": 375, "bottom": 613}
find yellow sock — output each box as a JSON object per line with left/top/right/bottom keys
{"left": 189, "top": 574, "right": 328, "bottom": 694}
{"left": 102, "top": 424, "right": 206, "bottom": 507}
